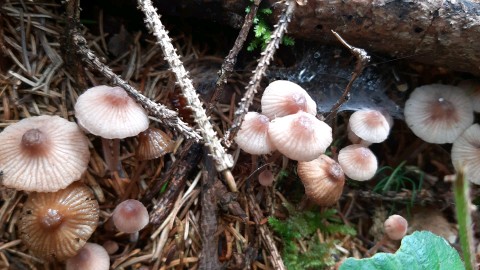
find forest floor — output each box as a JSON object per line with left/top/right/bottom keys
{"left": 0, "top": 0, "right": 477, "bottom": 269}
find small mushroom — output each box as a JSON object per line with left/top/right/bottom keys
{"left": 297, "top": 155, "right": 345, "bottom": 206}
{"left": 261, "top": 80, "right": 316, "bottom": 119}
{"left": 451, "top": 124, "right": 480, "bottom": 185}
{"left": 338, "top": 144, "right": 378, "bottom": 181}
{"left": 268, "top": 111, "right": 332, "bottom": 161}
{"left": 384, "top": 214, "right": 408, "bottom": 241}
{"left": 136, "top": 127, "right": 175, "bottom": 160}
{"left": 65, "top": 243, "right": 110, "bottom": 270}
{"left": 18, "top": 182, "right": 99, "bottom": 261}
{"left": 404, "top": 84, "right": 473, "bottom": 144}
{"left": 112, "top": 199, "right": 149, "bottom": 241}
{"left": 348, "top": 109, "right": 392, "bottom": 144}
{"left": 234, "top": 112, "right": 276, "bottom": 155}
{"left": 0, "top": 115, "right": 90, "bottom": 192}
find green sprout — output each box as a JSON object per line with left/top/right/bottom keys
{"left": 246, "top": 5, "right": 294, "bottom": 51}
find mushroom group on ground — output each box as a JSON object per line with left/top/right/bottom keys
{"left": 0, "top": 84, "right": 161, "bottom": 266}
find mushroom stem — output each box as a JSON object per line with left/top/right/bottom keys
{"left": 129, "top": 231, "right": 139, "bottom": 242}
{"left": 101, "top": 138, "right": 125, "bottom": 175}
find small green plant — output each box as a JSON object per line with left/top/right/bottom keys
{"left": 269, "top": 203, "right": 356, "bottom": 269}
{"left": 245, "top": 4, "right": 295, "bottom": 51}
{"left": 373, "top": 161, "right": 424, "bottom": 210}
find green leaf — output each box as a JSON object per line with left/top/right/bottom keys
{"left": 260, "top": 8, "right": 273, "bottom": 15}
{"left": 340, "top": 231, "right": 465, "bottom": 270}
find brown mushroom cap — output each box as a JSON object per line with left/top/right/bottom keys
{"left": 261, "top": 80, "right": 317, "bottom": 119}
{"left": 65, "top": 243, "right": 110, "bottom": 270}
{"left": 297, "top": 155, "right": 345, "bottom": 206}
{"left": 234, "top": 112, "right": 276, "bottom": 155}
{"left": 404, "top": 84, "right": 473, "bottom": 144}
{"left": 0, "top": 115, "right": 90, "bottom": 192}
{"left": 75, "top": 85, "right": 149, "bottom": 139}
{"left": 112, "top": 199, "right": 149, "bottom": 233}
{"left": 18, "top": 182, "right": 99, "bottom": 261}
{"left": 136, "top": 127, "right": 175, "bottom": 160}
{"left": 451, "top": 124, "right": 480, "bottom": 185}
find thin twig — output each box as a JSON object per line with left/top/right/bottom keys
{"left": 247, "top": 192, "right": 286, "bottom": 270}
{"left": 325, "top": 30, "right": 370, "bottom": 122}
{"left": 224, "top": 0, "right": 296, "bottom": 146}
{"left": 71, "top": 32, "right": 200, "bottom": 140}
{"left": 137, "top": 0, "right": 237, "bottom": 191}
{"left": 206, "top": 0, "right": 262, "bottom": 116}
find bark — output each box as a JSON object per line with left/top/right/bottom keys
{"left": 155, "top": 0, "right": 480, "bottom": 76}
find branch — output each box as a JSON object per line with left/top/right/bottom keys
{"left": 137, "top": 0, "right": 237, "bottom": 191}
{"left": 224, "top": 0, "right": 296, "bottom": 146}
{"left": 70, "top": 32, "right": 201, "bottom": 140}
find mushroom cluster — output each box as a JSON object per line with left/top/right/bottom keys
{"left": 235, "top": 80, "right": 332, "bottom": 161}
{"left": 0, "top": 84, "right": 169, "bottom": 264}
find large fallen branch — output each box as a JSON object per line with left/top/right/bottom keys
{"left": 155, "top": 0, "right": 480, "bottom": 76}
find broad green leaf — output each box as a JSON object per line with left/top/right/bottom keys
{"left": 340, "top": 231, "right": 464, "bottom": 270}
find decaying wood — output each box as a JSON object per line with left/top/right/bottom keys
{"left": 156, "top": 0, "right": 480, "bottom": 76}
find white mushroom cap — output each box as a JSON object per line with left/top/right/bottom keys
{"left": 75, "top": 85, "right": 149, "bottom": 139}
{"left": 458, "top": 80, "right": 480, "bottom": 112}
{"left": 0, "top": 115, "right": 90, "bottom": 192}
{"left": 112, "top": 199, "right": 149, "bottom": 233}
{"left": 234, "top": 112, "right": 276, "bottom": 155}
{"left": 451, "top": 124, "right": 480, "bottom": 185}
{"left": 404, "top": 84, "right": 473, "bottom": 144}
{"left": 66, "top": 243, "right": 110, "bottom": 270}
{"left": 349, "top": 109, "right": 392, "bottom": 143}
{"left": 268, "top": 111, "right": 332, "bottom": 161}
{"left": 338, "top": 144, "right": 377, "bottom": 181}
{"left": 261, "top": 80, "right": 317, "bottom": 119}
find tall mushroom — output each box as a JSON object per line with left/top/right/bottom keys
{"left": 0, "top": 115, "right": 90, "bottom": 192}
{"left": 75, "top": 85, "right": 149, "bottom": 174}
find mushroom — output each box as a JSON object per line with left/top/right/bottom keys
{"left": 458, "top": 80, "right": 480, "bottom": 113}
{"left": 258, "top": 169, "right": 275, "bottom": 187}
{"left": 384, "top": 214, "right": 408, "bottom": 241}
{"left": 348, "top": 108, "right": 393, "bottom": 144}
{"left": 268, "top": 111, "right": 332, "bottom": 161}
{"left": 297, "top": 155, "right": 345, "bottom": 206}
{"left": 0, "top": 115, "right": 90, "bottom": 192}
{"left": 261, "top": 80, "right": 317, "bottom": 119}
{"left": 65, "top": 243, "right": 110, "bottom": 270}
{"left": 338, "top": 144, "right": 378, "bottom": 181}
{"left": 234, "top": 112, "right": 276, "bottom": 155}
{"left": 404, "top": 84, "right": 473, "bottom": 144}
{"left": 18, "top": 182, "right": 99, "bottom": 261}
{"left": 136, "top": 127, "right": 175, "bottom": 161}
{"left": 367, "top": 214, "right": 408, "bottom": 256}
{"left": 112, "top": 199, "right": 149, "bottom": 241}
{"left": 451, "top": 124, "right": 480, "bottom": 185}
{"left": 75, "top": 85, "right": 149, "bottom": 173}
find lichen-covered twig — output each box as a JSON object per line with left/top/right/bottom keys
{"left": 247, "top": 192, "right": 286, "bottom": 270}
{"left": 325, "top": 30, "right": 370, "bottom": 122}
{"left": 137, "top": 0, "right": 236, "bottom": 191}
{"left": 206, "top": 0, "right": 261, "bottom": 116}
{"left": 224, "top": 0, "right": 296, "bottom": 146}
{"left": 70, "top": 32, "right": 201, "bottom": 140}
